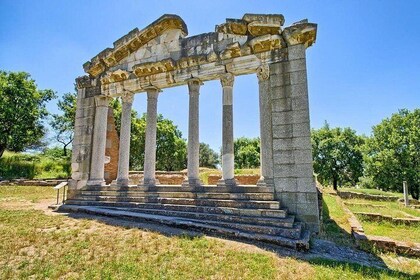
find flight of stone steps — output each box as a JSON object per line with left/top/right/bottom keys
{"left": 61, "top": 185, "right": 311, "bottom": 250}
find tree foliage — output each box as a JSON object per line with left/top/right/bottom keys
{"left": 234, "top": 137, "right": 260, "bottom": 169}
{"left": 0, "top": 71, "right": 55, "bottom": 158}
{"left": 130, "top": 113, "right": 187, "bottom": 171}
{"left": 311, "top": 122, "right": 364, "bottom": 190}
{"left": 364, "top": 109, "right": 420, "bottom": 199}
{"left": 110, "top": 99, "right": 187, "bottom": 171}
{"left": 50, "top": 92, "right": 77, "bottom": 156}
{"left": 199, "top": 143, "right": 219, "bottom": 168}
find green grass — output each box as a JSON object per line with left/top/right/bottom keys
{"left": 0, "top": 186, "right": 56, "bottom": 203}
{"left": 357, "top": 218, "right": 420, "bottom": 244}
{"left": 0, "top": 186, "right": 419, "bottom": 279}
{"left": 319, "top": 193, "right": 354, "bottom": 246}
{"left": 340, "top": 187, "right": 403, "bottom": 197}
{"left": 345, "top": 198, "right": 420, "bottom": 218}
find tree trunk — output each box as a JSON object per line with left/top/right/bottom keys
{"left": 0, "top": 146, "right": 5, "bottom": 158}
{"left": 63, "top": 144, "right": 68, "bottom": 157}
{"left": 333, "top": 177, "right": 338, "bottom": 190}
{"left": 410, "top": 184, "right": 420, "bottom": 200}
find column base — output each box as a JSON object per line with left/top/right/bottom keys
{"left": 110, "top": 178, "right": 133, "bottom": 187}
{"left": 182, "top": 178, "right": 202, "bottom": 188}
{"left": 139, "top": 178, "right": 160, "bottom": 187}
{"left": 257, "top": 177, "right": 274, "bottom": 187}
{"left": 86, "top": 179, "right": 106, "bottom": 186}
{"left": 217, "top": 178, "right": 239, "bottom": 187}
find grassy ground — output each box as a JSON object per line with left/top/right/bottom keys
{"left": 338, "top": 195, "right": 420, "bottom": 243}
{"left": 359, "top": 218, "right": 420, "bottom": 243}
{"left": 0, "top": 186, "right": 419, "bottom": 279}
{"left": 318, "top": 191, "right": 354, "bottom": 247}
{"left": 340, "top": 187, "right": 403, "bottom": 197}
{"left": 345, "top": 199, "right": 420, "bottom": 218}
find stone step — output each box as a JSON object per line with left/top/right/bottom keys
{"left": 65, "top": 200, "right": 288, "bottom": 218}
{"left": 78, "top": 191, "right": 275, "bottom": 201}
{"left": 187, "top": 218, "right": 303, "bottom": 239}
{"left": 58, "top": 205, "right": 310, "bottom": 250}
{"left": 73, "top": 195, "right": 280, "bottom": 209}
{"left": 84, "top": 185, "right": 275, "bottom": 193}
{"left": 101, "top": 206, "right": 295, "bottom": 228}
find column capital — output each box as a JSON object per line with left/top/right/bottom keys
{"left": 187, "top": 78, "right": 203, "bottom": 95}
{"left": 121, "top": 91, "right": 134, "bottom": 104}
{"left": 144, "top": 86, "right": 161, "bottom": 99}
{"left": 220, "top": 72, "right": 234, "bottom": 88}
{"left": 94, "top": 95, "right": 112, "bottom": 107}
{"left": 257, "top": 64, "right": 270, "bottom": 82}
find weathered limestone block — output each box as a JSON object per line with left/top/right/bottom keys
{"left": 242, "top": 14, "right": 285, "bottom": 26}
{"left": 270, "top": 48, "right": 320, "bottom": 232}
{"left": 216, "top": 19, "right": 248, "bottom": 35}
{"left": 282, "top": 21, "right": 317, "bottom": 48}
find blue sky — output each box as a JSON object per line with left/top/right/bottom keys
{"left": 1, "top": 1, "right": 419, "bottom": 151}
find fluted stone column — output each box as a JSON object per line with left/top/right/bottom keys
{"left": 87, "top": 95, "right": 111, "bottom": 186}
{"left": 116, "top": 92, "right": 134, "bottom": 186}
{"left": 219, "top": 73, "right": 236, "bottom": 186}
{"left": 257, "top": 65, "right": 274, "bottom": 187}
{"left": 141, "top": 86, "right": 161, "bottom": 186}
{"left": 183, "top": 78, "right": 203, "bottom": 187}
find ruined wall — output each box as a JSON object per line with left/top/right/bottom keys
{"left": 104, "top": 109, "right": 119, "bottom": 184}
{"left": 68, "top": 86, "right": 95, "bottom": 195}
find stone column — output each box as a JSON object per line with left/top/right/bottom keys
{"left": 115, "top": 92, "right": 134, "bottom": 186}
{"left": 219, "top": 73, "right": 236, "bottom": 186}
{"left": 257, "top": 64, "right": 274, "bottom": 187}
{"left": 183, "top": 78, "right": 203, "bottom": 187}
{"left": 141, "top": 86, "right": 161, "bottom": 186}
{"left": 87, "top": 95, "right": 111, "bottom": 186}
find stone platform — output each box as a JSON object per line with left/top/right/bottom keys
{"left": 62, "top": 185, "right": 311, "bottom": 250}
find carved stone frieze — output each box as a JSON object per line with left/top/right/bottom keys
{"left": 82, "top": 14, "right": 317, "bottom": 84}
{"left": 282, "top": 21, "right": 317, "bottom": 48}
{"left": 83, "top": 15, "right": 188, "bottom": 77}
{"left": 242, "top": 14, "right": 285, "bottom": 26}
{"left": 248, "top": 35, "right": 285, "bottom": 53}
{"left": 133, "top": 58, "right": 176, "bottom": 77}
{"left": 216, "top": 19, "right": 248, "bottom": 35}
{"left": 177, "top": 55, "right": 207, "bottom": 69}
{"left": 220, "top": 42, "right": 242, "bottom": 60}
{"left": 247, "top": 22, "right": 281, "bottom": 37}
{"left": 101, "top": 69, "right": 131, "bottom": 85}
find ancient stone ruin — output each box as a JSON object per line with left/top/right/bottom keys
{"left": 65, "top": 14, "right": 319, "bottom": 249}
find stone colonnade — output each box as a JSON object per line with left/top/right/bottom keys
{"left": 86, "top": 71, "right": 273, "bottom": 188}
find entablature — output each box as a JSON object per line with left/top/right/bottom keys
{"left": 78, "top": 13, "right": 317, "bottom": 97}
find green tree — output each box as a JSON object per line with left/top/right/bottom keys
{"left": 129, "top": 113, "right": 187, "bottom": 171}
{"left": 234, "top": 137, "right": 260, "bottom": 169}
{"left": 50, "top": 92, "right": 77, "bottom": 156}
{"left": 110, "top": 99, "right": 187, "bottom": 172}
{"left": 364, "top": 109, "right": 420, "bottom": 199}
{"left": 0, "top": 71, "right": 55, "bottom": 158}
{"left": 311, "top": 122, "right": 364, "bottom": 190}
{"left": 199, "top": 143, "right": 219, "bottom": 168}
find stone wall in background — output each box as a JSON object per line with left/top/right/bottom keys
{"left": 104, "top": 109, "right": 119, "bottom": 184}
